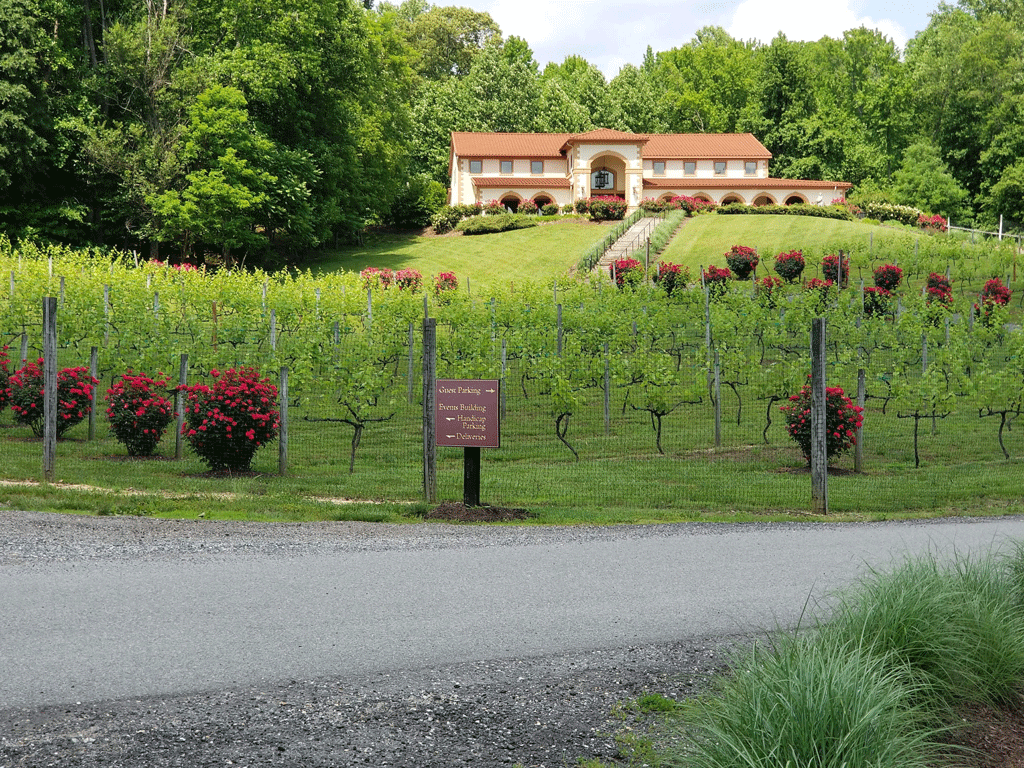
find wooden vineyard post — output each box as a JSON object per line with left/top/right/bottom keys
{"left": 88, "top": 346, "right": 98, "bottom": 441}
{"left": 211, "top": 301, "right": 218, "bottom": 352}
{"left": 422, "top": 317, "right": 437, "bottom": 503}
{"left": 175, "top": 354, "right": 187, "bottom": 460}
{"left": 713, "top": 347, "right": 722, "bottom": 449}
{"left": 42, "top": 297, "right": 57, "bottom": 483}
{"left": 278, "top": 367, "right": 288, "bottom": 476}
{"left": 810, "top": 318, "right": 829, "bottom": 514}
{"left": 855, "top": 368, "right": 865, "bottom": 474}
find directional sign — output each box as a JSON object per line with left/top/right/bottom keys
{"left": 435, "top": 379, "right": 500, "bottom": 448}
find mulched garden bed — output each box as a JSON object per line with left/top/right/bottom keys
{"left": 424, "top": 502, "right": 534, "bottom": 523}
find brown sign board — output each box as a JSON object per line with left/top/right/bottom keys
{"left": 435, "top": 379, "right": 500, "bottom": 448}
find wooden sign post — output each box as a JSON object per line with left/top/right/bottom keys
{"left": 435, "top": 379, "right": 500, "bottom": 506}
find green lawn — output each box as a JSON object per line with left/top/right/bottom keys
{"left": 312, "top": 217, "right": 613, "bottom": 291}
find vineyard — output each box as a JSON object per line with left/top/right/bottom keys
{"left": 0, "top": 232, "right": 1022, "bottom": 520}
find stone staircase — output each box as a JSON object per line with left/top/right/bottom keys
{"left": 593, "top": 217, "right": 663, "bottom": 277}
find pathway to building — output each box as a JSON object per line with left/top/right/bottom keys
{"left": 593, "top": 216, "right": 663, "bottom": 277}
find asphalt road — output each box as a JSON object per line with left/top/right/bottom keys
{"left": 4, "top": 515, "right": 1024, "bottom": 710}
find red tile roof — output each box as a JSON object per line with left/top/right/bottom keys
{"left": 451, "top": 132, "right": 571, "bottom": 158}
{"left": 644, "top": 133, "right": 772, "bottom": 159}
{"left": 472, "top": 177, "right": 571, "bottom": 188}
{"left": 564, "top": 128, "right": 650, "bottom": 144}
{"left": 451, "top": 131, "right": 772, "bottom": 160}
{"left": 643, "top": 177, "right": 851, "bottom": 189}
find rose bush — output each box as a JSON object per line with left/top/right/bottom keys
{"left": 611, "top": 257, "right": 644, "bottom": 289}
{"left": 181, "top": 367, "right": 279, "bottom": 471}
{"left": 975, "top": 278, "right": 1012, "bottom": 326}
{"left": 780, "top": 381, "right": 864, "bottom": 464}
{"left": 9, "top": 358, "right": 99, "bottom": 437}
{"left": 394, "top": 269, "right": 423, "bottom": 292}
{"left": 872, "top": 264, "right": 903, "bottom": 291}
{"left": 653, "top": 261, "right": 688, "bottom": 297}
{"left": 105, "top": 371, "right": 175, "bottom": 456}
{"left": 725, "top": 245, "right": 759, "bottom": 279}
{"left": 756, "top": 276, "right": 783, "bottom": 309}
{"left": 774, "top": 250, "right": 805, "bottom": 283}
{"left": 863, "top": 286, "right": 893, "bottom": 316}
{"left": 703, "top": 265, "right": 732, "bottom": 298}
{"left": 360, "top": 267, "right": 393, "bottom": 290}
{"left": 434, "top": 271, "right": 458, "bottom": 296}
{"left": 822, "top": 254, "right": 849, "bottom": 285}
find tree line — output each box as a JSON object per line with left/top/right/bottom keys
{"left": 1, "top": 0, "right": 1022, "bottom": 265}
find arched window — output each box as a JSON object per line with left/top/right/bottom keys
{"left": 500, "top": 195, "right": 521, "bottom": 213}
{"left": 785, "top": 195, "right": 807, "bottom": 206}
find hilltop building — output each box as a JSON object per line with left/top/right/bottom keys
{"left": 448, "top": 129, "right": 851, "bottom": 212}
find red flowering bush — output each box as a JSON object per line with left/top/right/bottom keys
{"left": 918, "top": 213, "right": 948, "bottom": 233}
{"left": 725, "top": 245, "right": 759, "bottom": 279}
{"left": 0, "top": 346, "right": 11, "bottom": 412}
{"left": 805, "top": 278, "right": 835, "bottom": 313}
{"left": 9, "top": 358, "right": 99, "bottom": 437}
{"left": 588, "top": 196, "right": 628, "bottom": 221}
{"left": 360, "top": 267, "right": 393, "bottom": 290}
{"left": 822, "top": 254, "right": 849, "bottom": 285}
{"left": 756, "top": 276, "right": 783, "bottom": 309}
{"left": 703, "top": 265, "right": 732, "bottom": 297}
{"left": 926, "top": 273, "right": 953, "bottom": 305}
{"left": 434, "top": 271, "right": 458, "bottom": 296}
{"left": 774, "top": 250, "right": 805, "bottom": 283}
{"left": 975, "top": 278, "right": 1012, "bottom": 326}
{"left": 780, "top": 381, "right": 864, "bottom": 464}
{"left": 483, "top": 199, "right": 505, "bottom": 215}
{"left": 394, "top": 268, "right": 423, "bottom": 292}
{"left": 653, "top": 261, "right": 689, "bottom": 297}
{"left": 863, "top": 286, "right": 893, "bottom": 316}
{"left": 181, "top": 367, "right": 279, "bottom": 471}
{"left": 611, "top": 257, "right": 644, "bottom": 289}
{"left": 105, "top": 371, "right": 175, "bottom": 456}
{"left": 872, "top": 264, "right": 903, "bottom": 291}
{"left": 671, "top": 195, "right": 717, "bottom": 215}
{"left": 518, "top": 199, "right": 539, "bottom": 215}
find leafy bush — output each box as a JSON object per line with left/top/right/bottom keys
{"left": 926, "top": 273, "right": 953, "bottom": 304}
{"left": 774, "top": 250, "right": 805, "bottom": 283}
{"left": 863, "top": 286, "right": 893, "bottom": 316}
{"left": 653, "top": 260, "right": 689, "bottom": 297}
{"left": 805, "top": 278, "right": 835, "bottom": 313}
{"left": 673, "top": 195, "right": 717, "bottom": 215}
{"left": 361, "top": 266, "right": 393, "bottom": 289}
{"left": 430, "top": 206, "right": 462, "bottom": 235}
{"left": 873, "top": 264, "right": 903, "bottom": 291}
{"left": 541, "top": 203, "right": 559, "bottom": 216}
{"left": 104, "top": 371, "right": 175, "bottom": 456}
{"left": 860, "top": 201, "right": 923, "bottom": 226}
{"left": 574, "top": 198, "right": 589, "bottom": 214}
{"left": 715, "top": 202, "right": 854, "bottom": 221}
{"left": 457, "top": 213, "right": 539, "bottom": 235}
{"left": 561, "top": 203, "right": 574, "bottom": 214}
{"left": 918, "top": 213, "right": 948, "bottom": 233}
{"left": 610, "top": 257, "right": 644, "bottom": 289}
{"left": 640, "top": 197, "right": 670, "bottom": 213}
{"left": 822, "top": 254, "right": 849, "bottom": 284}
{"left": 394, "top": 268, "right": 423, "bottom": 292}
{"left": 976, "top": 277, "right": 1012, "bottom": 326}
{"left": 756, "top": 276, "right": 783, "bottom": 309}
{"left": 181, "top": 367, "right": 279, "bottom": 471}
{"left": 725, "top": 245, "right": 759, "bottom": 279}
{"left": 483, "top": 199, "right": 505, "bottom": 215}
{"left": 588, "top": 196, "right": 628, "bottom": 221}
{"left": 780, "top": 381, "right": 863, "bottom": 464}
{"left": 9, "top": 358, "right": 99, "bottom": 438}
{"left": 703, "top": 265, "right": 732, "bottom": 297}
{"left": 518, "top": 199, "right": 539, "bottom": 215}
{"left": 434, "top": 271, "right": 458, "bottom": 296}
{"left": 0, "top": 346, "right": 10, "bottom": 412}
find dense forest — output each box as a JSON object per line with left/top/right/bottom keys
{"left": 1, "top": 0, "right": 1022, "bottom": 265}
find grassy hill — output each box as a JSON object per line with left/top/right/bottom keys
{"left": 313, "top": 214, "right": 1003, "bottom": 290}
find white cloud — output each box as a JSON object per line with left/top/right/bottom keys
{"left": 726, "top": 0, "right": 907, "bottom": 49}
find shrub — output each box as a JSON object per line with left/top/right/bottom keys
{"left": 561, "top": 203, "right": 574, "bottom": 214}
{"left": 610, "top": 257, "right": 644, "bottom": 289}
{"left": 822, "top": 254, "right": 849, "bottom": 285}
{"left": 780, "top": 380, "right": 864, "bottom": 464}
{"left": 774, "top": 250, "right": 805, "bottom": 283}
{"left": 756, "top": 276, "right": 783, "bottom": 309}
{"left": 574, "top": 198, "right": 589, "bottom": 214}
{"left": 181, "top": 367, "right": 279, "bottom": 472}
{"left": 483, "top": 199, "right": 505, "bottom": 215}
{"left": 725, "top": 245, "right": 759, "bottom": 279}
{"left": 640, "top": 197, "right": 669, "bottom": 213}
{"left": 588, "top": 196, "right": 628, "bottom": 221}
{"left": 361, "top": 266, "right": 393, "bottom": 290}
{"left": 457, "top": 213, "right": 539, "bottom": 235}
{"left": 864, "top": 286, "right": 893, "bottom": 317}
{"left": 518, "top": 199, "right": 539, "bottom": 215}
{"left": 434, "top": 271, "right": 458, "bottom": 296}
{"left": 105, "top": 371, "right": 175, "bottom": 457}
{"left": 0, "top": 346, "right": 10, "bottom": 412}
{"left": 975, "top": 277, "right": 1012, "bottom": 326}
{"left": 805, "top": 278, "right": 835, "bottom": 313}
{"left": 394, "top": 268, "right": 423, "bottom": 292}
{"left": 926, "top": 272, "right": 953, "bottom": 305}
{"left": 430, "top": 206, "right": 462, "bottom": 235}
{"left": 9, "top": 358, "right": 99, "bottom": 438}
{"left": 873, "top": 264, "right": 903, "bottom": 291}
{"left": 715, "top": 202, "right": 853, "bottom": 221}
{"left": 671, "top": 195, "right": 717, "bottom": 215}
{"left": 918, "top": 213, "right": 948, "bottom": 233}
{"left": 703, "top": 265, "right": 732, "bottom": 297}
{"left": 653, "top": 261, "right": 689, "bottom": 297}
{"left": 860, "top": 201, "right": 923, "bottom": 226}
{"left": 541, "top": 203, "right": 559, "bottom": 216}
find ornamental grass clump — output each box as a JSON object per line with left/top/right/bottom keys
{"left": 611, "top": 257, "right": 643, "bottom": 289}
{"left": 773, "top": 250, "right": 805, "bottom": 283}
{"left": 725, "top": 245, "right": 758, "bottom": 279}
{"left": 780, "top": 381, "right": 863, "bottom": 464}
{"left": 104, "top": 371, "right": 175, "bottom": 457}
{"left": 9, "top": 358, "right": 99, "bottom": 438}
{"left": 182, "top": 367, "right": 279, "bottom": 471}
{"left": 873, "top": 263, "right": 903, "bottom": 291}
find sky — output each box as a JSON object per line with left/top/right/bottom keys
{"left": 472, "top": 0, "right": 943, "bottom": 77}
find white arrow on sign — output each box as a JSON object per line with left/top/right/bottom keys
{"left": 485, "top": 388, "right": 496, "bottom": 393}
{"left": 445, "top": 417, "right": 456, "bottom": 421}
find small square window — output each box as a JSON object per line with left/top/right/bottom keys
{"left": 714, "top": 161, "right": 727, "bottom": 175}
{"left": 469, "top": 160, "right": 482, "bottom": 173}
{"left": 531, "top": 160, "right": 543, "bottom": 174}
{"left": 653, "top": 161, "right": 666, "bottom": 176}
{"left": 684, "top": 162, "right": 696, "bottom": 176}
{"left": 501, "top": 160, "right": 513, "bottom": 174}
{"left": 745, "top": 161, "right": 757, "bottom": 175}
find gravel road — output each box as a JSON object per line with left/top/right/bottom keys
{"left": 4, "top": 511, "right": 1024, "bottom": 768}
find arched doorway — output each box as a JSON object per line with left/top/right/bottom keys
{"left": 752, "top": 194, "right": 776, "bottom": 206}
{"left": 534, "top": 194, "right": 553, "bottom": 209}
{"left": 721, "top": 194, "right": 744, "bottom": 205}
{"left": 499, "top": 194, "right": 521, "bottom": 213}
{"left": 784, "top": 194, "right": 807, "bottom": 206}
{"left": 588, "top": 153, "right": 627, "bottom": 198}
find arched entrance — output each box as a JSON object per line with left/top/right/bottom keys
{"left": 784, "top": 194, "right": 807, "bottom": 206}
{"left": 752, "top": 194, "right": 776, "bottom": 206}
{"left": 499, "top": 194, "right": 521, "bottom": 213}
{"left": 721, "top": 194, "right": 744, "bottom": 205}
{"left": 588, "top": 153, "right": 627, "bottom": 198}
{"left": 534, "top": 194, "right": 553, "bottom": 209}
